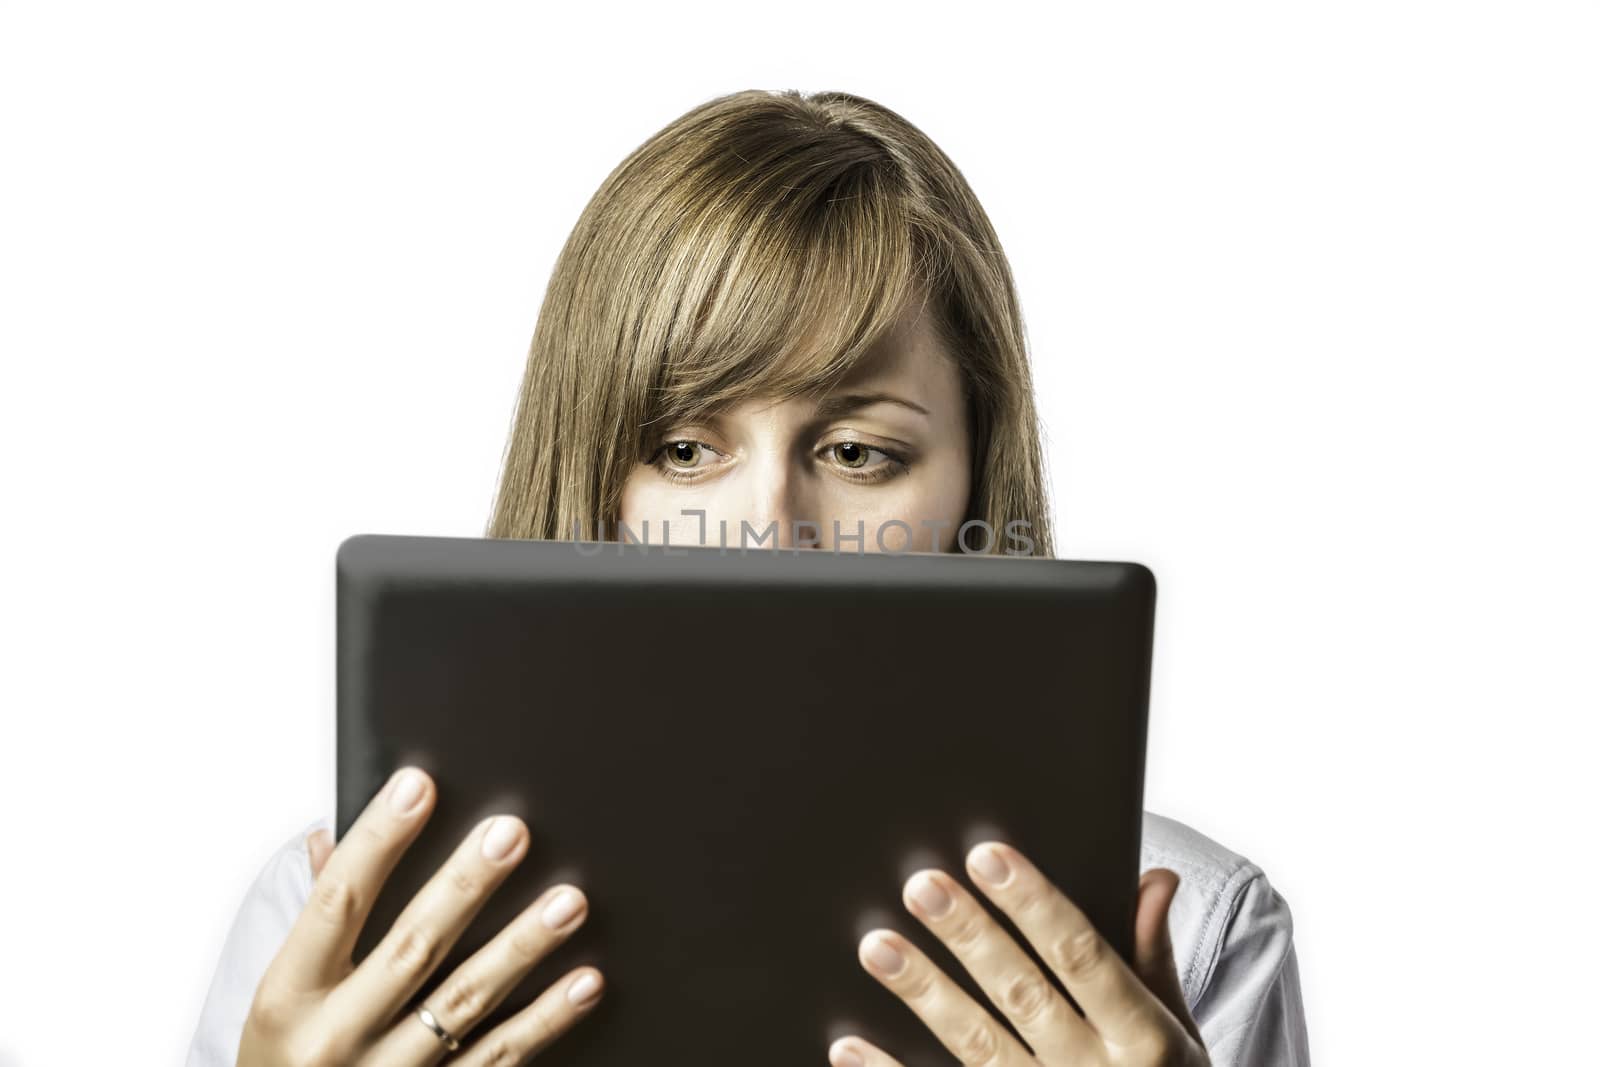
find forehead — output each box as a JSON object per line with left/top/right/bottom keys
{"left": 720, "top": 299, "right": 964, "bottom": 424}
{"left": 806, "top": 299, "right": 964, "bottom": 427}
{"left": 650, "top": 275, "right": 969, "bottom": 432}
{"left": 835, "top": 297, "right": 957, "bottom": 389}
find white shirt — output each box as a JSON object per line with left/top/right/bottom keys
{"left": 186, "top": 810, "right": 1310, "bottom": 1066}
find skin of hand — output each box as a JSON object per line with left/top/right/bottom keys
{"left": 829, "top": 843, "right": 1210, "bottom": 1067}
{"left": 238, "top": 768, "right": 603, "bottom": 1067}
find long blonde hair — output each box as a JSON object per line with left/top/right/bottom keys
{"left": 486, "top": 89, "right": 1053, "bottom": 556}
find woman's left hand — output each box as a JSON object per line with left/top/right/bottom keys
{"left": 831, "top": 842, "right": 1210, "bottom": 1067}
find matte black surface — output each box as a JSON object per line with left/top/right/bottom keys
{"left": 336, "top": 534, "right": 1155, "bottom": 1066}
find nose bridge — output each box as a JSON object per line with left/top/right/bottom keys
{"left": 744, "top": 445, "right": 815, "bottom": 548}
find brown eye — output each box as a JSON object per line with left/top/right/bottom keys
{"left": 833, "top": 442, "right": 868, "bottom": 468}
{"left": 666, "top": 441, "right": 702, "bottom": 468}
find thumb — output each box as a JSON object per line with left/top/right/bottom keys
{"left": 307, "top": 828, "right": 334, "bottom": 878}
{"left": 1134, "top": 867, "right": 1203, "bottom": 1043}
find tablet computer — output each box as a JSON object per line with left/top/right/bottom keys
{"left": 336, "top": 533, "right": 1155, "bottom": 1066}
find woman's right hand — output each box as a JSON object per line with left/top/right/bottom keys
{"left": 239, "top": 767, "right": 603, "bottom": 1067}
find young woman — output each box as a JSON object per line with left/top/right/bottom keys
{"left": 188, "top": 89, "right": 1309, "bottom": 1067}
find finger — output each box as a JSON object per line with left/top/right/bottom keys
{"left": 328, "top": 814, "right": 531, "bottom": 1032}
{"left": 1135, "top": 868, "right": 1202, "bottom": 1044}
{"left": 967, "top": 841, "right": 1164, "bottom": 1046}
{"left": 828, "top": 1035, "right": 907, "bottom": 1067}
{"left": 857, "top": 929, "right": 1034, "bottom": 1067}
{"left": 365, "top": 884, "right": 590, "bottom": 1066}
{"left": 903, "top": 868, "right": 1093, "bottom": 1060}
{"left": 308, "top": 829, "right": 334, "bottom": 878}
{"left": 271, "top": 767, "right": 436, "bottom": 992}
{"left": 451, "top": 967, "right": 605, "bottom": 1067}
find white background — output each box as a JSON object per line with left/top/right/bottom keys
{"left": 2, "top": 2, "right": 1596, "bottom": 1063}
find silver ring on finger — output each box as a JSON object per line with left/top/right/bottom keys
{"left": 415, "top": 1005, "right": 462, "bottom": 1052}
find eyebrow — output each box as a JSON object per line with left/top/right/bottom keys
{"left": 811, "top": 391, "right": 931, "bottom": 420}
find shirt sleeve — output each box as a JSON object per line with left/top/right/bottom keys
{"left": 184, "top": 820, "right": 324, "bottom": 1067}
{"left": 1190, "top": 869, "right": 1312, "bottom": 1067}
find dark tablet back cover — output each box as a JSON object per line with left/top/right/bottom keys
{"left": 336, "top": 534, "right": 1154, "bottom": 1066}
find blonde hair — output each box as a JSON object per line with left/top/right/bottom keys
{"left": 486, "top": 89, "right": 1053, "bottom": 556}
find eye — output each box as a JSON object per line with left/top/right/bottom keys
{"left": 665, "top": 441, "right": 706, "bottom": 468}
{"left": 647, "top": 438, "right": 726, "bottom": 482}
{"left": 831, "top": 442, "right": 872, "bottom": 468}
{"left": 820, "top": 440, "right": 909, "bottom": 483}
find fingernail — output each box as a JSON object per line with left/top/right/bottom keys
{"left": 907, "top": 872, "right": 954, "bottom": 918}
{"left": 481, "top": 816, "right": 523, "bottom": 861}
{"left": 388, "top": 769, "right": 426, "bottom": 814}
{"left": 970, "top": 844, "right": 1011, "bottom": 886}
{"left": 541, "top": 888, "right": 584, "bottom": 929}
{"left": 863, "top": 932, "right": 906, "bottom": 977}
{"left": 829, "top": 1039, "right": 865, "bottom": 1067}
{"left": 567, "top": 971, "right": 603, "bottom": 1005}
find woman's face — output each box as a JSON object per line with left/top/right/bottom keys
{"left": 619, "top": 303, "right": 972, "bottom": 552}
